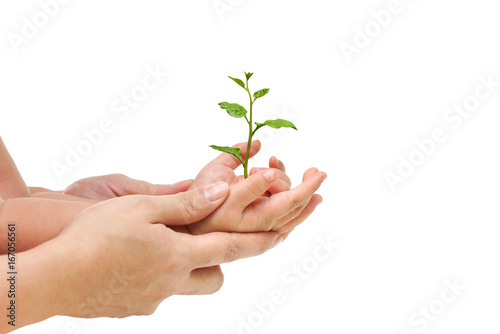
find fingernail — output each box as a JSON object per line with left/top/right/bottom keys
{"left": 203, "top": 182, "right": 229, "bottom": 202}
{"left": 264, "top": 170, "right": 276, "bottom": 182}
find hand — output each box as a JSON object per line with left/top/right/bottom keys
{"left": 190, "top": 140, "right": 292, "bottom": 195}
{"left": 187, "top": 168, "right": 326, "bottom": 235}
{"left": 63, "top": 174, "right": 193, "bottom": 200}
{"left": 25, "top": 182, "right": 282, "bottom": 322}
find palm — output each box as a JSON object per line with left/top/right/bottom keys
{"left": 170, "top": 141, "right": 261, "bottom": 236}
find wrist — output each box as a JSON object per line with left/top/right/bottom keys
{"left": 14, "top": 237, "right": 79, "bottom": 329}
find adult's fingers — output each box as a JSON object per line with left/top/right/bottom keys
{"left": 276, "top": 194, "right": 323, "bottom": 234}
{"left": 210, "top": 140, "right": 262, "bottom": 170}
{"left": 145, "top": 182, "right": 229, "bottom": 225}
{"left": 178, "top": 266, "right": 224, "bottom": 295}
{"left": 110, "top": 174, "right": 193, "bottom": 196}
{"left": 226, "top": 169, "right": 277, "bottom": 208}
{"left": 186, "top": 231, "right": 282, "bottom": 268}
{"left": 129, "top": 179, "right": 193, "bottom": 196}
{"left": 147, "top": 180, "right": 194, "bottom": 195}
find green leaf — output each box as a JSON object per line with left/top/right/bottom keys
{"left": 253, "top": 88, "right": 270, "bottom": 100}
{"left": 209, "top": 145, "right": 243, "bottom": 163}
{"left": 228, "top": 76, "right": 246, "bottom": 89}
{"left": 254, "top": 119, "right": 298, "bottom": 134}
{"left": 245, "top": 72, "right": 254, "bottom": 80}
{"left": 218, "top": 102, "right": 248, "bottom": 118}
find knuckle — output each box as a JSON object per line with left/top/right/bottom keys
{"left": 246, "top": 176, "right": 267, "bottom": 198}
{"left": 223, "top": 238, "right": 241, "bottom": 263}
{"left": 179, "top": 194, "right": 199, "bottom": 220}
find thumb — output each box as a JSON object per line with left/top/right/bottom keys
{"left": 147, "top": 182, "right": 229, "bottom": 225}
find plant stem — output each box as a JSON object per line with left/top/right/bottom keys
{"left": 244, "top": 78, "right": 254, "bottom": 179}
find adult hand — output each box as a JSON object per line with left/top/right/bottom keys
{"left": 187, "top": 168, "right": 326, "bottom": 235}
{"left": 190, "top": 140, "right": 292, "bottom": 196}
{"left": 63, "top": 174, "right": 193, "bottom": 200}
{"left": 28, "top": 182, "right": 282, "bottom": 321}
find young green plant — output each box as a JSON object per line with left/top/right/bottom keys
{"left": 210, "top": 72, "right": 297, "bottom": 179}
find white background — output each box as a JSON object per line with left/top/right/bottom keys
{"left": 1, "top": 0, "right": 500, "bottom": 333}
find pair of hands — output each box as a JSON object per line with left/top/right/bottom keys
{"left": 45, "top": 141, "right": 326, "bottom": 318}
{"left": 62, "top": 141, "right": 326, "bottom": 238}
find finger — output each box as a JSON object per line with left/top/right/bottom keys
{"left": 179, "top": 266, "right": 224, "bottom": 295}
{"left": 250, "top": 168, "right": 291, "bottom": 188}
{"left": 272, "top": 197, "right": 311, "bottom": 229}
{"left": 146, "top": 182, "right": 229, "bottom": 225}
{"left": 303, "top": 168, "right": 319, "bottom": 181}
{"left": 269, "top": 156, "right": 286, "bottom": 173}
{"left": 267, "top": 178, "right": 291, "bottom": 196}
{"left": 109, "top": 175, "right": 193, "bottom": 196}
{"left": 148, "top": 180, "right": 194, "bottom": 195}
{"left": 210, "top": 140, "right": 262, "bottom": 170}
{"left": 226, "top": 169, "right": 277, "bottom": 208}
{"left": 276, "top": 194, "right": 323, "bottom": 234}
{"left": 280, "top": 230, "right": 293, "bottom": 242}
{"left": 186, "top": 231, "right": 282, "bottom": 268}
{"left": 262, "top": 170, "right": 326, "bottom": 219}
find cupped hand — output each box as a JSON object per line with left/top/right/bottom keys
{"left": 187, "top": 167, "right": 327, "bottom": 235}
{"left": 190, "top": 140, "right": 292, "bottom": 195}
{"left": 63, "top": 174, "right": 193, "bottom": 200}
{"left": 47, "top": 182, "right": 282, "bottom": 319}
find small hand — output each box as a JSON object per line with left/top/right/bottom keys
{"left": 187, "top": 168, "right": 326, "bottom": 235}
{"left": 190, "top": 140, "right": 291, "bottom": 196}
{"left": 249, "top": 155, "right": 291, "bottom": 196}
{"left": 63, "top": 174, "right": 193, "bottom": 200}
{"left": 49, "top": 183, "right": 281, "bottom": 319}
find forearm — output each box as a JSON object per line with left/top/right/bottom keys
{"left": 0, "top": 198, "right": 92, "bottom": 254}
{"left": 29, "top": 191, "right": 99, "bottom": 203}
{"left": 0, "top": 239, "right": 72, "bottom": 332}
{"left": 0, "top": 138, "right": 30, "bottom": 199}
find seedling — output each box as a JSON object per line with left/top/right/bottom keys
{"left": 210, "top": 72, "right": 297, "bottom": 179}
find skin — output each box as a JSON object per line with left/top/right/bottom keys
{"left": 0, "top": 137, "right": 326, "bottom": 332}
{"left": 0, "top": 185, "right": 283, "bottom": 333}
{"left": 0, "top": 180, "right": 194, "bottom": 254}
{"left": 187, "top": 140, "right": 326, "bottom": 235}
{"left": 62, "top": 174, "right": 195, "bottom": 199}
{"left": 0, "top": 138, "right": 30, "bottom": 199}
